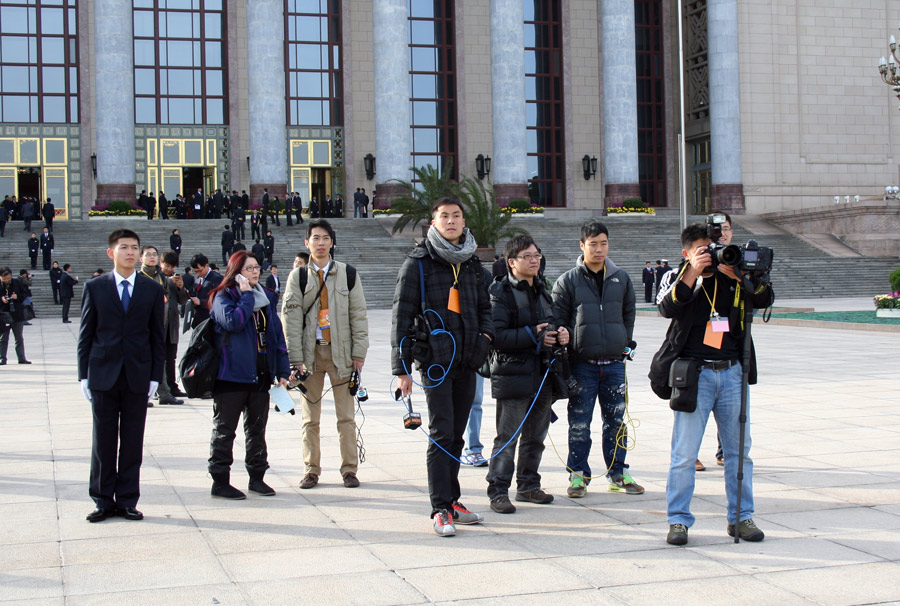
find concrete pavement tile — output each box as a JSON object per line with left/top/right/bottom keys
{"left": 0, "top": 499, "right": 58, "bottom": 521}
{"left": 874, "top": 503, "right": 900, "bottom": 517}
{"left": 219, "top": 544, "right": 387, "bottom": 583}
{"left": 0, "top": 540, "right": 61, "bottom": 570}
{"left": 240, "top": 571, "right": 427, "bottom": 605}
{"left": 505, "top": 522, "right": 664, "bottom": 557}
{"left": 368, "top": 532, "right": 536, "bottom": 570}
{"left": 0, "top": 479, "right": 57, "bottom": 504}
{"left": 445, "top": 590, "right": 627, "bottom": 605}
{"left": 810, "top": 481, "right": 900, "bottom": 507}
{"left": 760, "top": 506, "right": 900, "bottom": 537}
{"left": 62, "top": 556, "right": 230, "bottom": 596}
{"left": 64, "top": 584, "right": 247, "bottom": 606}
{"left": 313, "top": 496, "right": 427, "bottom": 522}
{"left": 823, "top": 528, "right": 900, "bottom": 561}
{"left": 57, "top": 510, "right": 198, "bottom": 542}
{"left": 397, "top": 559, "right": 592, "bottom": 602}
{"left": 61, "top": 531, "right": 214, "bottom": 566}
{"left": 0, "top": 567, "right": 64, "bottom": 601}
{"left": 758, "top": 562, "right": 900, "bottom": 606}
{"left": 0, "top": 515, "right": 59, "bottom": 546}
{"left": 603, "top": 574, "right": 817, "bottom": 605}
{"left": 334, "top": 512, "right": 446, "bottom": 545}
{"left": 694, "top": 536, "right": 884, "bottom": 574}
{"left": 701, "top": 487, "right": 847, "bottom": 514}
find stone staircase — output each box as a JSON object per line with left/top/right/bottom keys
{"left": 0, "top": 214, "right": 896, "bottom": 313}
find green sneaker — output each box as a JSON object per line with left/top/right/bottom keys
{"left": 727, "top": 518, "right": 765, "bottom": 542}
{"left": 609, "top": 473, "right": 645, "bottom": 495}
{"left": 567, "top": 473, "right": 587, "bottom": 498}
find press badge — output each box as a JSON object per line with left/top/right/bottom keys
{"left": 703, "top": 318, "right": 726, "bottom": 349}
{"left": 318, "top": 309, "right": 330, "bottom": 330}
{"left": 447, "top": 286, "right": 461, "bottom": 314}
{"left": 711, "top": 317, "right": 729, "bottom": 332}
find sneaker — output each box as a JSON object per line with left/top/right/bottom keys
{"left": 567, "top": 474, "right": 587, "bottom": 498}
{"left": 515, "top": 488, "right": 554, "bottom": 504}
{"left": 433, "top": 509, "right": 456, "bottom": 536}
{"left": 490, "top": 496, "right": 516, "bottom": 514}
{"left": 609, "top": 473, "right": 645, "bottom": 495}
{"left": 727, "top": 518, "right": 765, "bottom": 542}
{"left": 299, "top": 473, "right": 318, "bottom": 489}
{"left": 667, "top": 523, "right": 689, "bottom": 545}
{"left": 342, "top": 472, "right": 360, "bottom": 488}
{"left": 468, "top": 452, "right": 488, "bottom": 467}
{"left": 451, "top": 501, "right": 484, "bottom": 525}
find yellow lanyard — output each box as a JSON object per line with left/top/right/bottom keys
{"left": 700, "top": 275, "right": 718, "bottom": 319}
{"left": 450, "top": 263, "right": 460, "bottom": 287}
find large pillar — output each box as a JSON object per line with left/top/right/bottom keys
{"left": 491, "top": 0, "right": 528, "bottom": 205}
{"left": 94, "top": 0, "right": 135, "bottom": 204}
{"left": 373, "top": 0, "right": 410, "bottom": 206}
{"left": 708, "top": 0, "right": 744, "bottom": 213}
{"left": 601, "top": 0, "right": 640, "bottom": 210}
{"left": 247, "top": 0, "right": 287, "bottom": 202}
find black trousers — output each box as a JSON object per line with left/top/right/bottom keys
{"left": 231, "top": 221, "right": 245, "bottom": 240}
{"left": 42, "top": 250, "right": 51, "bottom": 270}
{"left": 45, "top": 218, "right": 52, "bottom": 232}
{"left": 423, "top": 366, "right": 476, "bottom": 514}
{"left": 251, "top": 224, "right": 261, "bottom": 240}
{"left": 0, "top": 320, "right": 26, "bottom": 362}
{"left": 209, "top": 388, "right": 270, "bottom": 477}
{"left": 90, "top": 369, "right": 148, "bottom": 509}
{"left": 644, "top": 282, "right": 652, "bottom": 303}
{"left": 51, "top": 284, "right": 60, "bottom": 304}
{"left": 30, "top": 253, "right": 37, "bottom": 269}
{"left": 486, "top": 391, "right": 552, "bottom": 500}
{"left": 61, "top": 296, "right": 72, "bottom": 321}
{"left": 165, "top": 338, "right": 179, "bottom": 390}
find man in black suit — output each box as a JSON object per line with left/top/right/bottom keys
{"left": 263, "top": 230, "right": 275, "bottom": 267}
{"left": 60, "top": 263, "right": 79, "bottom": 323}
{"left": 284, "top": 192, "right": 293, "bottom": 226}
{"left": 265, "top": 264, "right": 280, "bottom": 301}
{"left": 27, "top": 232, "right": 39, "bottom": 269}
{"left": 642, "top": 261, "right": 655, "bottom": 303}
{"left": 192, "top": 188, "right": 203, "bottom": 219}
{"left": 49, "top": 261, "right": 62, "bottom": 304}
{"left": 231, "top": 204, "right": 246, "bottom": 241}
{"left": 78, "top": 229, "right": 165, "bottom": 522}
{"left": 146, "top": 192, "right": 157, "bottom": 220}
{"left": 189, "top": 253, "right": 222, "bottom": 328}
{"left": 221, "top": 225, "right": 235, "bottom": 265}
{"left": 169, "top": 229, "right": 182, "bottom": 264}
{"left": 294, "top": 192, "right": 304, "bottom": 224}
{"left": 158, "top": 192, "right": 168, "bottom": 220}
{"left": 42, "top": 198, "right": 55, "bottom": 232}
{"left": 40, "top": 227, "right": 54, "bottom": 270}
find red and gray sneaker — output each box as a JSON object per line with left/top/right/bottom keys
{"left": 451, "top": 501, "right": 484, "bottom": 525}
{"left": 433, "top": 509, "right": 456, "bottom": 536}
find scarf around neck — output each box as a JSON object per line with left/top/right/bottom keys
{"left": 250, "top": 284, "right": 270, "bottom": 311}
{"left": 427, "top": 226, "right": 478, "bottom": 265}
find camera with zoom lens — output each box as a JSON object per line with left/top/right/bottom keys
{"left": 705, "top": 214, "right": 774, "bottom": 274}
{"left": 539, "top": 324, "right": 580, "bottom": 396}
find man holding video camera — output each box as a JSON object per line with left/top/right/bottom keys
{"left": 649, "top": 218, "right": 774, "bottom": 546}
{"left": 486, "top": 235, "right": 568, "bottom": 514}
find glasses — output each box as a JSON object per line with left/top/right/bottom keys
{"left": 515, "top": 253, "right": 542, "bottom": 261}
{"left": 242, "top": 265, "right": 261, "bottom": 272}
{"left": 142, "top": 252, "right": 158, "bottom": 258}
{"left": 721, "top": 226, "right": 733, "bottom": 232}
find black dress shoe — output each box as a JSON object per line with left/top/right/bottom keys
{"left": 18, "top": 360, "right": 31, "bottom": 364}
{"left": 147, "top": 401, "right": 155, "bottom": 408}
{"left": 158, "top": 397, "right": 184, "bottom": 405}
{"left": 86, "top": 508, "right": 114, "bottom": 523}
{"left": 62, "top": 320, "right": 72, "bottom": 324}
{"left": 171, "top": 388, "right": 187, "bottom": 397}
{"left": 117, "top": 506, "right": 144, "bottom": 520}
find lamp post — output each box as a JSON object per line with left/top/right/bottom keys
{"left": 878, "top": 32, "right": 900, "bottom": 109}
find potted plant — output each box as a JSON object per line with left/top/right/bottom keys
{"left": 874, "top": 268, "right": 900, "bottom": 318}
{"left": 458, "top": 176, "right": 528, "bottom": 259}
{"left": 388, "top": 162, "right": 460, "bottom": 235}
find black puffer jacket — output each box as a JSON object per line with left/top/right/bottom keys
{"left": 391, "top": 239, "right": 494, "bottom": 376}
{"left": 489, "top": 275, "right": 554, "bottom": 400}
{"left": 551, "top": 257, "right": 635, "bottom": 362}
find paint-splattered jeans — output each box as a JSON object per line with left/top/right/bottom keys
{"left": 566, "top": 360, "right": 628, "bottom": 481}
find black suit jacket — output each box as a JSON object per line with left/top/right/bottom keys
{"left": 77, "top": 272, "right": 165, "bottom": 393}
{"left": 265, "top": 273, "right": 280, "bottom": 294}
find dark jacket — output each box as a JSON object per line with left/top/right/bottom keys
{"left": 263, "top": 235, "right": 275, "bottom": 256}
{"left": 1, "top": 278, "right": 26, "bottom": 322}
{"left": 40, "top": 232, "right": 54, "bottom": 251}
{"left": 60, "top": 272, "right": 78, "bottom": 299}
{"left": 42, "top": 202, "right": 54, "bottom": 220}
{"left": 221, "top": 230, "right": 235, "bottom": 249}
{"left": 28, "top": 237, "right": 39, "bottom": 256}
{"left": 192, "top": 269, "right": 223, "bottom": 328}
{"left": 170, "top": 234, "right": 182, "bottom": 254}
{"left": 489, "top": 274, "right": 554, "bottom": 400}
{"left": 391, "top": 239, "right": 494, "bottom": 376}
{"left": 251, "top": 243, "right": 265, "bottom": 262}
{"left": 551, "top": 257, "right": 635, "bottom": 362}
{"left": 49, "top": 267, "right": 62, "bottom": 289}
{"left": 648, "top": 263, "right": 775, "bottom": 398}
{"left": 211, "top": 287, "right": 290, "bottom": 384}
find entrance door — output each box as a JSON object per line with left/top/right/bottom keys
{"left": 183, "top": 167, "right": 204, "bottom": 195}
{"left": 310, "top": 168, "right": 330, "bottom": 209}
{"left": 202, "top": 167, "right": 215, "bottom": 195}
{"left": 17, "top": 167, "right": 41, "bottom": 201}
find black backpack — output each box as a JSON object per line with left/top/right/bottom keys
{"left": 179, "top": 318, "right": 222, "bottom": 398}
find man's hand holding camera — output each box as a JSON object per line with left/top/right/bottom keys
{"left": 537, "top": 322, "right": 569, "bottom": 347}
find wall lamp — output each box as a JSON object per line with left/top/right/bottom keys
{"left": 475, "top": 154, "right": 492, "bottom": 180}
{"left": 364, "top": 153, "right": 376, "bottom": 180}
{"left": 246, "top": 156, "right": 250, "bottom": 171}
{"left": 90, "top": 153, "right": 97, "bottom": 179}
{"left": 582, "top": 155, "right": 597, "bottom": 180}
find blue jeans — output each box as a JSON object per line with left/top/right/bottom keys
{"left": 464, "top": 375, "right": 484, "bottom": 455}
{"left": 566, "top": 361, "right": 628, "bottom": 480}
{"left": 666, "top": 363, "right": 754, "bottom": 527}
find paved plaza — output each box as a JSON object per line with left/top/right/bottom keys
{"left": 1, "top": 301, "right": 899, "bottom": 605}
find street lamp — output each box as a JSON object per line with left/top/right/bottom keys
{"left": 90, "top": 153, "right": 97, "bottom": 179}
{"left": 877, "top": 31, "right": 900, "bottom": 108}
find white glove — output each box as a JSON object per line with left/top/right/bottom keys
{"left": 81, "top": 379, "right": 92, "bottom": 403}
{"left": 148, "top": 381, "right": 159, "bottom": 398}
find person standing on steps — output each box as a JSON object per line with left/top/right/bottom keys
{"left": 60, "top": 263, "right": 79, "bottom": 323}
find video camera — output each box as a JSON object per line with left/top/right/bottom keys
{"left": 286, "top": 365, "right": 310, "bottom": 393}
{"left": 705, "top": 213, "right": 774, "bottom": 274}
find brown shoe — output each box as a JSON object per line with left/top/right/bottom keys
{"left": 695, "top": 459, "right": 706, "bottom": 471}
{"left": 342, "top": 472, "right": 360, "bottom": 488}
{"left": 299, "top": 473, "right": 318, "bottom": 489}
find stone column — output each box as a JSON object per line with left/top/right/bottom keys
{"left": 93, "top": 0, "right": 135, "bottom": 204}
{"left": 247, "top": 0, "right": 287, "bottom": 202}
{"left": 601, "top": 0, "right": 640, "bottom": 210}
{"left": 490, "top": 0, "right": 528, "bottom": 205}
{"left": 708, "top": 0, "right": 744, "bottom": 213}
{"left": 373, "top": 0, "right": 410, "bottom": 206}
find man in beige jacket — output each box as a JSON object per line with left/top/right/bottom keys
{"left": 282, "top": 219, "right": 369, "bottom": 489}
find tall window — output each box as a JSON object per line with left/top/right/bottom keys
{"left": 132, "top": 0, "right": 227, "bottom": 125}
{"left": 525, "top": 0, "right": 564, "bottom": 207}
{"left": 635, "top": 0, "right": 665, "bottom": 206}
{"left": 285, "top": 0, "right": 342, "bottom": 126}
{"left": 408, "top": 0, "right": 457, "bottom": 178}
{"left": 0, "top": 0, "right": 79, "bottom": 123}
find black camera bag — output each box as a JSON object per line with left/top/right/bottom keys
{"left": 669, "top": 358, "right": 701, "bottom": 412}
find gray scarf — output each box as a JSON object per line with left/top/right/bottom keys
{"left": 427, "top": 226, "right": 478, "bottom": 265}
{"left": 250, "top": 284, "right": 270, "bottom": 311}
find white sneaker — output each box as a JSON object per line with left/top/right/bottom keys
{"left": 433, "top": 509, "right": 456, "bottom": 536}
{"left": 451, "top": 501, "right": 484, "bottom": 525}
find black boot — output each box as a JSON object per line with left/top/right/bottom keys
{"left": 248, "top": 474, "right": 275, "bottom": 496}
{"left": 210, "top": 472, "right": 246, "bottom": 500}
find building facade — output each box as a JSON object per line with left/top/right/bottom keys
{"left": 1, "top": 0, "right": 898, "bottom": 220}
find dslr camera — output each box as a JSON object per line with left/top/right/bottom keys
{"left": 539, "top": 324, "right": 579, "bottom": 396}
{"left": 705, "top": 213, "right": 774, "bottom": 274}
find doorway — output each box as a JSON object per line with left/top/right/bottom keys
{"left": 310, "top": 168, "right": 331, "bottom": 208}
{"left": 17, "top": 167, "right": 41, "bottom": 200}
{"left": 182, "top": 167, "right": 204, "bottom": 195}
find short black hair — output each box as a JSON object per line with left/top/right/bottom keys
{"left": 161, "top": 251, "right": 179, "bottom": 265}
{"left": 172, "top": 228, "right": 178, "bottom": 234}
{"left": 108, "top": 229, "right": 140, "bottom": 248}
{"left": 190, "top": 253, "right": 209, "bottom": 269}
{"left": 504, "top": 234, "right": 537, "bottom": 264}
{"left": 431, "top": 196, "right": 465, "bottom": 217}
{"left": 307, "top": 218, "right": 335, "bottom": 241}
{"left": 224, "top": 225, "right": 229, "bottom": 230}
{"left": 141, "top": 245, "right": 158, "bottom": 256}
{"left": 63, "top": 263, "right": 71, "bottom": 271}
{"left": 0, "top": 267, "right": 11, "bottom": 277}
{"left": 295, "top": 251, "right": 310, "bottom": 263}
{"left": 270, "top": 264, "right": 277, "bottom": 269}
{"left": 580, "top": 220, "right": 609, "bottom": 243}
{"left": 681, "top": 224, "right": 710, "bottom": 249}
{"left": 19, "top": 269, "right": 28, "bottom": 275}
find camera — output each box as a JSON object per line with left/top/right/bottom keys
{"left": 539, "top": 324, "right": 580, "bottom": 396}
{"left": 705, "top": 214, "right": 774, "bottom": 274}
{"left": 287, "top": 365, "right": 310, "bottom": 393}
{"left": 395, "top": 388, "right": 421, "bottom": 430}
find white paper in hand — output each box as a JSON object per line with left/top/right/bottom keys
{"left": 269, "top": 385, "right": 295, "bottom": 415}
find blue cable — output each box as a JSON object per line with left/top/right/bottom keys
{"left": 398, "top": 308, "right": 456, "bottom": 389}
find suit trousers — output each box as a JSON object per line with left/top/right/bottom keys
{"left": 300, "top": 344, "right": 358, "bottom": 476}
{"left": 0, "top": 320, "right": 26, "bottom": 362}
{"left": 90, "top": 369, "right": 148, "bottom": 509}
{"left": 61, "top": 296, "right": 72, "bottom": 322}
{"left": 208, "top": 388, "right": 270, "bottom": 477}
{"left": 165, "top": 339, "right": 179, "bottom": 391}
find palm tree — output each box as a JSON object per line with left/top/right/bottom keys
{"left": 388, "top": 162, "right": 460, "bottom": 234}
{"left": 458, "top": 176, "right": 528, "bottom": 249}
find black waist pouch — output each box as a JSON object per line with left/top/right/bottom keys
{"left": 669, "top": 358, "right": 701, "bottom": 412}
